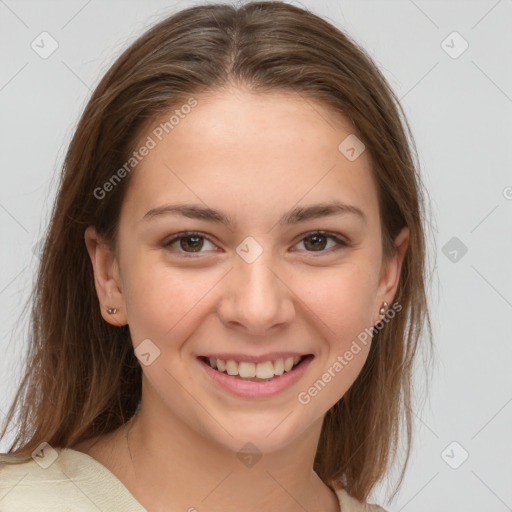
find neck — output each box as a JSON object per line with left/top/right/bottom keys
{"left": 120, "top": 393, "right": 339, "bottom": 512}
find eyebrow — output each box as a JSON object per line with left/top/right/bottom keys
{"left": 142, "top": 200, "right": 366, "bottom": 228}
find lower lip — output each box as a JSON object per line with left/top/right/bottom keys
{"left": 197, "top": 356, "right": 313, "bottom": 398}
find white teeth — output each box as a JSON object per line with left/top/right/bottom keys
{"left": 238, "top": 361, "right": 256, "bottom": 378}
{"left": 226, "top": 360, "right": 238, "bottom": 376}
{"left": 255, "top": 361, "right": 275, "bottom": 379}
{"left": 273, "top": 358, "right": 284, "bottom": 375}
{"left": 205, "top": 356, "right": 304, "bottom": 378}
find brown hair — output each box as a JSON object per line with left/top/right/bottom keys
{"left": 0, "top": 1, "right": 433, "bottom": 503}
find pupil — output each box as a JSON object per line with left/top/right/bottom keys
{"left": 182, "top": 236, "right": 202, "bottom": 252}
{"left": 306, "top": 234, "right": 326, "bottom": 251}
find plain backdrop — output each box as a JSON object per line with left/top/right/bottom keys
{"left": 0, "top": 1, "right": 511, "bottom": 511}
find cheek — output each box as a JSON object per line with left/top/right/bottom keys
{"left": 296, "top": 262, "right": 378, "bottom": 390}
{"left": 293, "top": 264, "right": 378, "bottom": 412}
{"left": 299, "top": 261, "right": 378, "bottom": 339}
{"left": 121, "top": 256, "right": 225, "bottom": 343}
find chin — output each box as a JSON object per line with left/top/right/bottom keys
{"left": 197, "top": 407, "right": 323, "bottom": 457}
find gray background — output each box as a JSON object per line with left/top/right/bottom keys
{"left": 1, "top": 1, "right": 511, "bottom": 510}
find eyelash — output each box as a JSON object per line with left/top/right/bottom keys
{"left": 162, "top": 230, "right": 348, "bottom": 258}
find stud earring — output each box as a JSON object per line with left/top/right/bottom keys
{"left": 106, "top": 307, "right": 118, "bottom": 314}
{"left": 379, "top": 302, "right": 388, "bottom": 316}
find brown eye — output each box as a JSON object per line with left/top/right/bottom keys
{"left": 303, "top": 233, "right": 328, "bottom": 251}
{"left": 294, "top": 231, "right": 347, "bottom": 254}
{"left": 179, "top": 235, "right": 204, "bottom": 252}
{"left": 163, "top": 232, "right": 216, "bottom": 256}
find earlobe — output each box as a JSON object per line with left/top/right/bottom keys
{"left": 84, "top": 226, "right": 128, "bottom": 326}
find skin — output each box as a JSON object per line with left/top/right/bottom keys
{"left": 77, "top": 86, "right": 408, "bottom": 512}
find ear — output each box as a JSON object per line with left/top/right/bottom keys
{"left": 374, "top": 227, "right": 409, "bottom": 324}
{"left": 84, "top": 226, "right": 128, "bottom": 327}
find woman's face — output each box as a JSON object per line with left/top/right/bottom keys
{"left": 87, "top": 86, "right": 408, "bottom": 454}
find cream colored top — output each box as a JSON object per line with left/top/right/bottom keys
{"left": 0, "top": 448, "right": 386, "bottom": 511}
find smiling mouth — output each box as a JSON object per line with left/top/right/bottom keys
{"left": 198, "top": 355, "right": 312, "bottom": 382}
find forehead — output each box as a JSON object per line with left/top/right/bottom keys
{"left": 120, "top": 87, "right": 380, "bottom": 229}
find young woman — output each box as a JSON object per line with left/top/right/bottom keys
{"left": 0, "top": 2, "right": 431, "bottom": 511}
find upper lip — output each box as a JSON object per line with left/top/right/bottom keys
{"left": 198, "top": 353, "right": 311, "bottom": 363}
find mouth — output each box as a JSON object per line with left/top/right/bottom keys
{"left": 197, "top": 354, "right": 313, "bottom": 382}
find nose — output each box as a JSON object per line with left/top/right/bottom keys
{"left": 216, "top": 248, "right": 296, "bottom": 336}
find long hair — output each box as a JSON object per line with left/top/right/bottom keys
{"left": 0, "top": 1, "right": 433, "bottom": 503}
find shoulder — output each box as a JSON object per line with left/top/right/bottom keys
{"left": 333, "top": 486, "right": 388, "bottom": 512}
{"left": 0, "top": 447, "right": 146, "bottom": 511}
{"left": 0, "top": 448, "right": 86, "bottom": 512}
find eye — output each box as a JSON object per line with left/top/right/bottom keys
{"left": 163, "top": 230, "right": 348, "bottom": 258}
{"left": 163, "top": 232, "right": 217, "bottom": 257}
{"left": 292, "top": 231, "right": 348, "bottom": 254}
